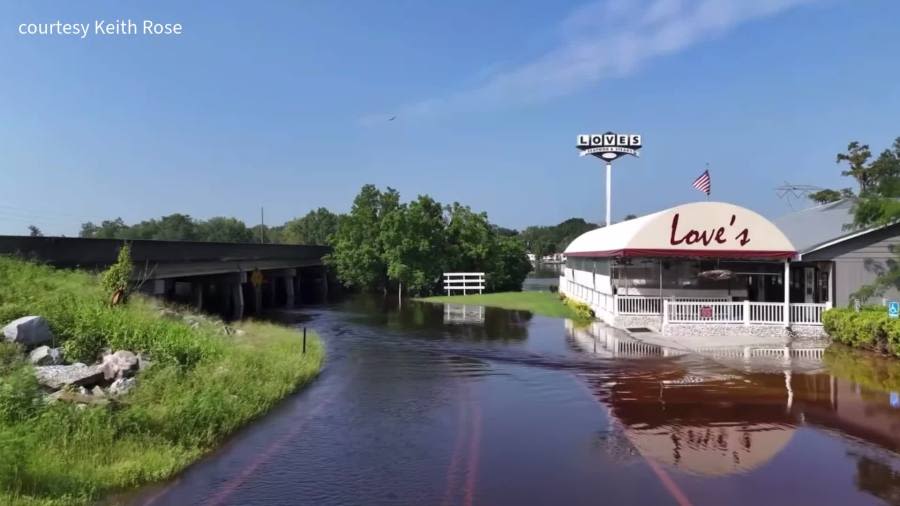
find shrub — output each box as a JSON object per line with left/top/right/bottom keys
{"left": 100, "top": 243, "right": 133, "bottom": 305}
{"left": 564, "top": 298, "right": 595, "bottom": 321}
{"left": 0, "top": 365, "right": 43, "bottom": 424}
{"left": 822, "top": 307, "right": 898, "bottom": 357}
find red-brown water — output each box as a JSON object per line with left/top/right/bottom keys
{"left": 117, "top": 297, "right": 900, "bottom": 506}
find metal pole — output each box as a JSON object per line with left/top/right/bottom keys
{"left": 605, "top": 162, "right": 612, "bottom": 227}
{"left": 302, "top": 327, "right": 307, "bottom": 354}
{"left": 658, "top": 258, "right": 663, "bottom": 327}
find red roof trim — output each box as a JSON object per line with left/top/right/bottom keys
{"left": 566, "top": 248, "right": 797, "bottom": 260}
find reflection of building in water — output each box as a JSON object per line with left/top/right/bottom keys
{"left": 627, "top": 423, "right": 793, "bottom": 477}
{"left": 577, "top": 336, "right": 900, "bottom": 478}
{"left": 566, "top": 320, "right": 688, "bottom": 359}
{"left": 443, "top": 304, "right": 485, "bottom": 325}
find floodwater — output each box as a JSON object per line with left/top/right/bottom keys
{"left": 118, "top": 297, "right": 900, "bottom": 506}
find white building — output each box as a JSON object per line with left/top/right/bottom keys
{"left": 559, "top": 201, "right": 833, "bottom": 339}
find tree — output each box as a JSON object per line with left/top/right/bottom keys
{"left": 198, "top": 217, "right": 254, "bottom": 243}
{"left": 328, "top": 186, "right": 531, "bottom": 296}
{"left": 808, "top": 188, "right": 854, "bottom": 205}
{"left": 27, "top": 225, "right": 43, "bottom": 237}
{"left": 327, "top": 185, "right": 400, "bottom": 292}
{"left": 380, "top": 195, "right": 447, "bottom": 295}
{"left": 486, "top": 235, "right": 532, "bottom": 292}
{"left": 837, "top": 141, "right": 875, "bottom": 193}
{"left": 444, "top": 203, "right": 494, "bottom": 272}
{"left": 281, "top": 208, "right": 340, "bottom": 245}
{"left": 520, "top": 218, "right": 597, "bottom": 258}
{"left": 80, "top": 218, "right": 129, "bottom": 239}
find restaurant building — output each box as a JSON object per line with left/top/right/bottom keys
{"left": 558, "top": 200, "right": 899, "bottom": 339}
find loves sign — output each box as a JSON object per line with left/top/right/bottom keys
{"left": 577, "top": 132, "right": 642, "bottom": 162}
{"left": 669, "top": 213, "right": 751, "bottom": 248}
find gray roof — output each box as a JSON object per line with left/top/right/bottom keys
{"left": 772, "top": 199, "right": 862, "bottom": 253}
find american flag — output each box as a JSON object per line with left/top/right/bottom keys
{"left": 692, "top": 169, "right": 711, "bottom": 196}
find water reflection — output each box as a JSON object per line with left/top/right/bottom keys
{"left": 567, "top": 318, "right": 900, "bottom": 491}
{"left": 443, "top": 304, "right": 485, "bottom": 325}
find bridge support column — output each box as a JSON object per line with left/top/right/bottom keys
{"left": 253, "top": 284, "right": 262, "bottom": 315}
{"left": 285, "top": 276, "right": 295, "bottom": 307}
{"left": 192, "top": 282, "right": 204, "bottom": 311}
{"left": 232, "top": 283, "right": 244, "bottom": 320}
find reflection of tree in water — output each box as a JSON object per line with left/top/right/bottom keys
{"left": 852, "top": 454, "right": 900, "bottom": 505}
{"left": 343, "top": 295, "right": 532, "bottom": 341}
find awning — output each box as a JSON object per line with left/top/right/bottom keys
{"left": 564, "top": 202, "right": 796, "bottom": 260}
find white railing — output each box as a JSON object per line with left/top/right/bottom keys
{"left": 664, "top": 300, "right": 827, "bottom": 326}
{"left": 666, "top": 301, "right": 744, "bottom": 323}
{"left": 617, "top": 295, "right": 661, "bottom": 315}
{"left": 616, "top": 295, "right": 730, "bottom": 315}
{"left": 443, "top": 272, "right": 485, "bottom": 295}
{"left": 749, "top": 302, "right": 783, "bottom": 324}
{"left": 791, "top": 303, "right": 827, "bottom": 325}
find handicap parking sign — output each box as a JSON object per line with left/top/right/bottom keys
{"left": 889, "top": 301, "right": 900, "bottom": 319}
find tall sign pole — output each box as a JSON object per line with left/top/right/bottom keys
{"left": 577, "top": 132, "right": 642, "bottom": 226}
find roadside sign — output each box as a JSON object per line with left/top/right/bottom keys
{"left": 889, "top": 301, "right": 899, "bottom": 319}
{"left": 250, "top": 269, "right": 264, "bottom": 288}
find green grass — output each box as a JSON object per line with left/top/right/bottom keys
{"left": 418, "top": 291, "right": 591, "bottom": 320}
{"left": 0, "top": 257, "right": 324, "bottom": 505}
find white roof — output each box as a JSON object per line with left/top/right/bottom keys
{"left": 564, "top": 201, "right": 796, "bottom": 259}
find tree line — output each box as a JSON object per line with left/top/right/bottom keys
{"left": 78, "top": 208, "right": 339, "bottom": 245}
{"left": 76, "top": 184, "right": 537, "bottom": 296}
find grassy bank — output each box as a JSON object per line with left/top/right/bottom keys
{"left": 418, "top": 291, "right": 592, "bottom": 321}
{"left": 0, "top": 257, "right": 324, "bottom": 505}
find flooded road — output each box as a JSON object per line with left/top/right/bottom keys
{"left": 122, "top": 297, "right": 900, "bottom": 506}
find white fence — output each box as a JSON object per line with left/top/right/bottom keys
{"left": 616, "top": 295, "right": 730, "bottom": 315}
{"left": 665, "top": 300, "right": 828, "bottom": 326}
{"left": 443, "top": 272, "right": 485, "bottom": 295}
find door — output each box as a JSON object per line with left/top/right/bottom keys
{"left": 804, "top": 267, "right": 816, "bottom": 303}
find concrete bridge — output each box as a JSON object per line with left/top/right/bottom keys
{"left": 0, "top": 236, "right": 331, "bottom": 320}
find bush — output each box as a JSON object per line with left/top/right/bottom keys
{"left": 100, "top": 243, "right": 133, "bottom": 304}
{"left": 0, "top": 366, "right": 42, "bottom": 424}
{"left": 822, "top": 307, "right": 898, "bottom": 357}
{"left": 563, "top": 298, "right": 595, "bottom": 321}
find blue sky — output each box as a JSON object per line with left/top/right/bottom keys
{"left": 1, "top": 0, "right": 899, "bottom": 235}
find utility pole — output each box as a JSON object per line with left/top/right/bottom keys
{"left": 260, "top": 206, "right": 265, "bottom": 244}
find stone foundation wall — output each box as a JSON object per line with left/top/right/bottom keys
{"left": 662, "top": 323, "right": 829, "bottom": 342}
{"left": 614, "top": 315, "right": 663, "bottom": 332}
{"left": 663, "top": 323, "right": 790, "bottom": 340}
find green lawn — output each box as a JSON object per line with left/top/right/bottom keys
{"left": 0, "top": 257, "right": 324, "bottom": 505}
{"left": 418, "top": 291, "right": 587, "bottom": 320}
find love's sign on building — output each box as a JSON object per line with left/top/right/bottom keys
{"left": 577, "top": 132, "right": 642, "bottom": 162}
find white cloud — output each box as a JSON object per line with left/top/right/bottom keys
{"left": 367, "top": 0, "right": 819, "bottom": 122}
